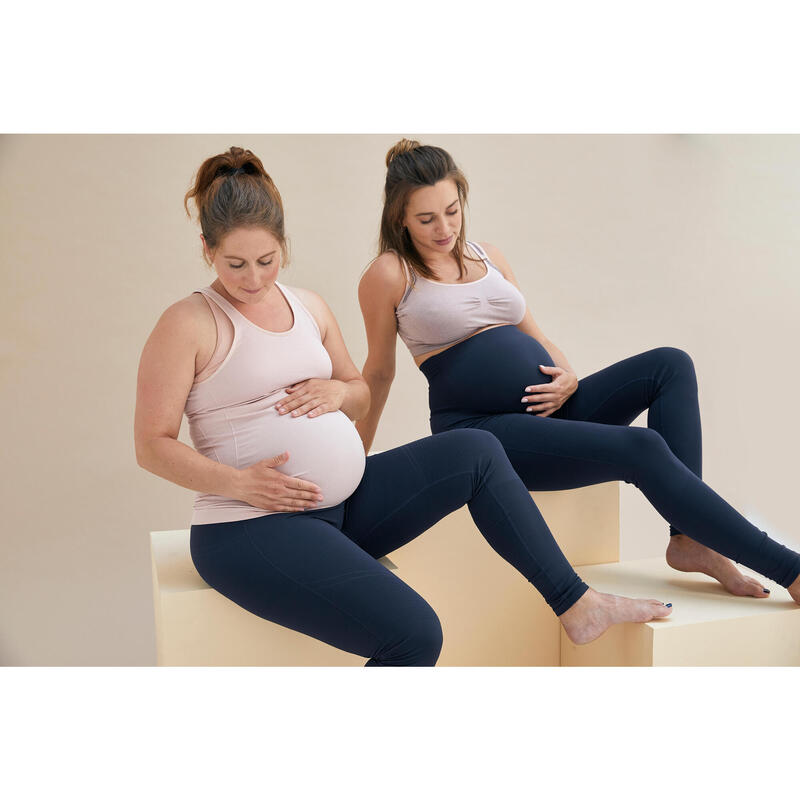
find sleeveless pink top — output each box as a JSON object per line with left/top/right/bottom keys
{"left": 185, "top": 283, "right": 366, "bottom": 525}
{"left": 395, "top": 241, "right": 526, "bottom": 357}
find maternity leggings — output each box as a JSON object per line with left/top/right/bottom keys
{"left": 421, "top": 325, "right": 800, "bottom": 589}
{"left": 191, "top": 430, "right": 592, "bottom": 667}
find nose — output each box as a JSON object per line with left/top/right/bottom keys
{"left": 242, "top": 265, "right": 261, "bottom": 289}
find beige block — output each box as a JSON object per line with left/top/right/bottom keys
{"left": 387, "top": 482, "right": 620, "bottom": 666}
{"left": 533, "top": 482, "right": 620, "bottom": 567}
{"left": 560, "top": 558, "right": 800, "bottom": 666}
{"left": 151, "top": 529, "right": 396, "bottom": 666}
{"left": 150, "top": 481, "right": 620, "bottom": 666}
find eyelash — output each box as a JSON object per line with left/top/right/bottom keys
{"left": 420, "top": 210, "right": 459, "bottom": 225}
{"left": 230, "top": 260, "right": 273, "bottom": 269}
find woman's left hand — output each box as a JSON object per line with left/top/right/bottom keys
{"left": 522, "top": 366, "right": 578, "bottom": 417}
{"left": 275, "top": 379, "right": 347, "bottom": 419}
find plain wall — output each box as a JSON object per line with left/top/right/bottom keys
{"left": 1, "top": 134, "right": 798, "bottom": 665}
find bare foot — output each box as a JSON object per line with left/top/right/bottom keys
{"left": 666, "top": 534, "right": 770, "bottom": 599}
{"left": 788, "top": 572, "right": 800, "bottom": 605}
{"left": 559, "top": 587, "right": 672, "bottom": 645}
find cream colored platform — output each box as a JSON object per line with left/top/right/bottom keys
{"left": 150, "top": 481, "right": 620, "bottom": 666}
{"left": 150, "top": 529, "right": 390, "bottom": 666}
{"left": 561, "top": 558, "right": 800, "bottom": 666}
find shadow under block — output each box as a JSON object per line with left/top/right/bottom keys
{"left": 560, "top": 558, "right": 800, "bottom": 666}
{"left": 151, "top": 481, "right": 619, "bottom": 666}
{"left": 383, "top": 482, "right": 620, "bottom": 666}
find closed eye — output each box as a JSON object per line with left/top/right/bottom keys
{"left": 420, "top": 210, "right": 460, "bottom": 225}
{"left": 230, "top": 259, "right": 274, "bottom": 268}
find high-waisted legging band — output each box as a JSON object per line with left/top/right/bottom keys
{"left": 191, "top": 430, "right": 590, "bottom": 667}
{"left": 420, "top": 325, "right": 800, "bottom": 589}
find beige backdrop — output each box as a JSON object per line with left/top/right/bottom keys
{"left": 1, "top": 134, "right": 798, "bottom": 666}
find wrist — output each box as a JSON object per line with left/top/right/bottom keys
{"left": 219, "top": 463, "right": 243, "bottom": 500}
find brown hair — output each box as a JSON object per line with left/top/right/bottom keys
{"left": 183, "top": 146, "right": 289, "bottom": 268}
{"left": 379, "top": 138, "right": 474, "bottom": 281}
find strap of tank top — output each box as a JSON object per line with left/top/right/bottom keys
{"left": 466, "top": 240, "right": 501, "bottom": 273}
{"left": 398, "top": 255, "right": 415, "bottom": 305}
{"left": 277, "top": 283, "right": 323, "bottom": 341}
{"left": 198, "top": 285, "right": 242, "bottom": 321}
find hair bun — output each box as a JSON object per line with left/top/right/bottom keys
{"left": 386, "top": 138, "right": 422, "bottom": 168}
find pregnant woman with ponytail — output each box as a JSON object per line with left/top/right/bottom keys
{"left": 135, "top": 146, "right": 679, "bottom": 666}
{"left": 357, "top": 138, "right": 800, "bottom": 617}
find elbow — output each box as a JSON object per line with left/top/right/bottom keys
{"left": 362, "top": 366, "right": 395, "bottom": 385}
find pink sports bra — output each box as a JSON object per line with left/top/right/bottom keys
{"left": 395, "top": 241, "right": 526, "bottom": 357}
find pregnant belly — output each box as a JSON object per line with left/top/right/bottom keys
{"left": 422, "top": 325, "right": 556, "bottom": 415}
{"left": 194, "top": 392, "right": 367, "bottom": 510}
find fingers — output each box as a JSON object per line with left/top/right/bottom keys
{"left": 276, "top": 393, "right": 327, "bottom": 416}
{"left": 275, "top": 394, "right": 307, "bottom": 414}
{"left": 289, "top": 476, "right": 323, "bottom": 495}
{"left": 522, "top": 392, "right": 558, "bottom": 403}
{"left": 282, "top": 399, "right": 326, "bottom": 418}
{"left": 262, "top": 451, "right": 289, "bottom": 467}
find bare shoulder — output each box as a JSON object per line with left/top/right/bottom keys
{"left": 142, "top": 294, "right": 215, "bottom": 368}
{"left": 359, "top": 251, "right": 407, "bottom": 306}
{"left": 156, "top": 293, "right": 213, "bottom": 336}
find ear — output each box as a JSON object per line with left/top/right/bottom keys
{"left": 200, "top": 234, "right": 212, "bottom": 263}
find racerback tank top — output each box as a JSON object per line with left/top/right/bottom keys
{"left": 395, "top": 241, "right": 526, "bottom": 357}
{"left": 184, "top": 283, "right": 366, "bottom": 525}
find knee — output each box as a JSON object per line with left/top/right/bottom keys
{"left": 624, "top": 426, "right": 670, "bottom": 460}
{"left": 653, "top": 346, "right": 696, "bottom": 378}
{"left": 440, "top": 427, "right": 506, "bottom": 462}
{"left": 372, "top": 610, "right": 443, "bottom": 667}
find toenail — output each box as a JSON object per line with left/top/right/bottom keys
{"left": 665, "top": 603, "right": 672, "bottom": 607}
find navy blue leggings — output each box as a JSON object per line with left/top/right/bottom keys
{"left": 421, "top": 325, "right": 800, "bottom": 588}
{"left": 191, "top": 430, "right": 590, "bottom": 667}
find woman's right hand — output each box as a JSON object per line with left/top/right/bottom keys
{"left": 232, "top": 452, "right": 324, "bottom": 512}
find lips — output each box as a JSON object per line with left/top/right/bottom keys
{"left": 435, "top": 235, "right": 453, "bottom": 246}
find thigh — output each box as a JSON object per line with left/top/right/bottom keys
{"left": 557, "top": 349, "right": 665, "bottom": 425}
{"left": 473, "top": 412, "right": 643, "bottom": 491}
{"left": 189, "top": 515, "right": 438, "bottom": 660}
{"left": 341, "top": 430, "right": 503, "bottom": 557}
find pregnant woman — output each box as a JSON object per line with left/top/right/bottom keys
{"left": 357, "top": 138, "right": 800, "bottom": 606}
{"left": 134, "top": 146, "right": 674, "bottom": 666}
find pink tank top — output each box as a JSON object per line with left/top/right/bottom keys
{"left": 395, "top": 241, "right": 526, "bottom": 357}
{"left": 185, "top": 283, "right": 366, "bottom": 525}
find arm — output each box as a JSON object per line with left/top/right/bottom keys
{"left": 355, "top": 254, "right": 406, "bottom": 453}
{"left": 134, "top": 299, "right": 241, "bottom": 496}
{"left": 135, "top": 298, "right": 322, "bottom": 511}
{"left": 274, "top": 287, "right": 370, "bottom": 422}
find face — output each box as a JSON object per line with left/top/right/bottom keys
{"left": 402, "top": 178, "right": 462, "bottom": 257}
{"left": 203, "top": 226, "right": 282, "bottom": 304}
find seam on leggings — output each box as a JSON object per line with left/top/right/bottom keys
{"left": 502, "top": 444, "right": 636, "bottom": 477}
{"left": 242, "top": 521, "right": 387, "bottom": 643}
{"left": 576, "top": 376, "right": 653, "bottom": 424}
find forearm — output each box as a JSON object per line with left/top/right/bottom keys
{"left": 355, "top": 371, "right": 393, "bottom": 454}
{"left": 338, "top": 378, "right": 371, "bottom": 421}
{"left": 136, "top": 436, "right": 241, "bottom": 499}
